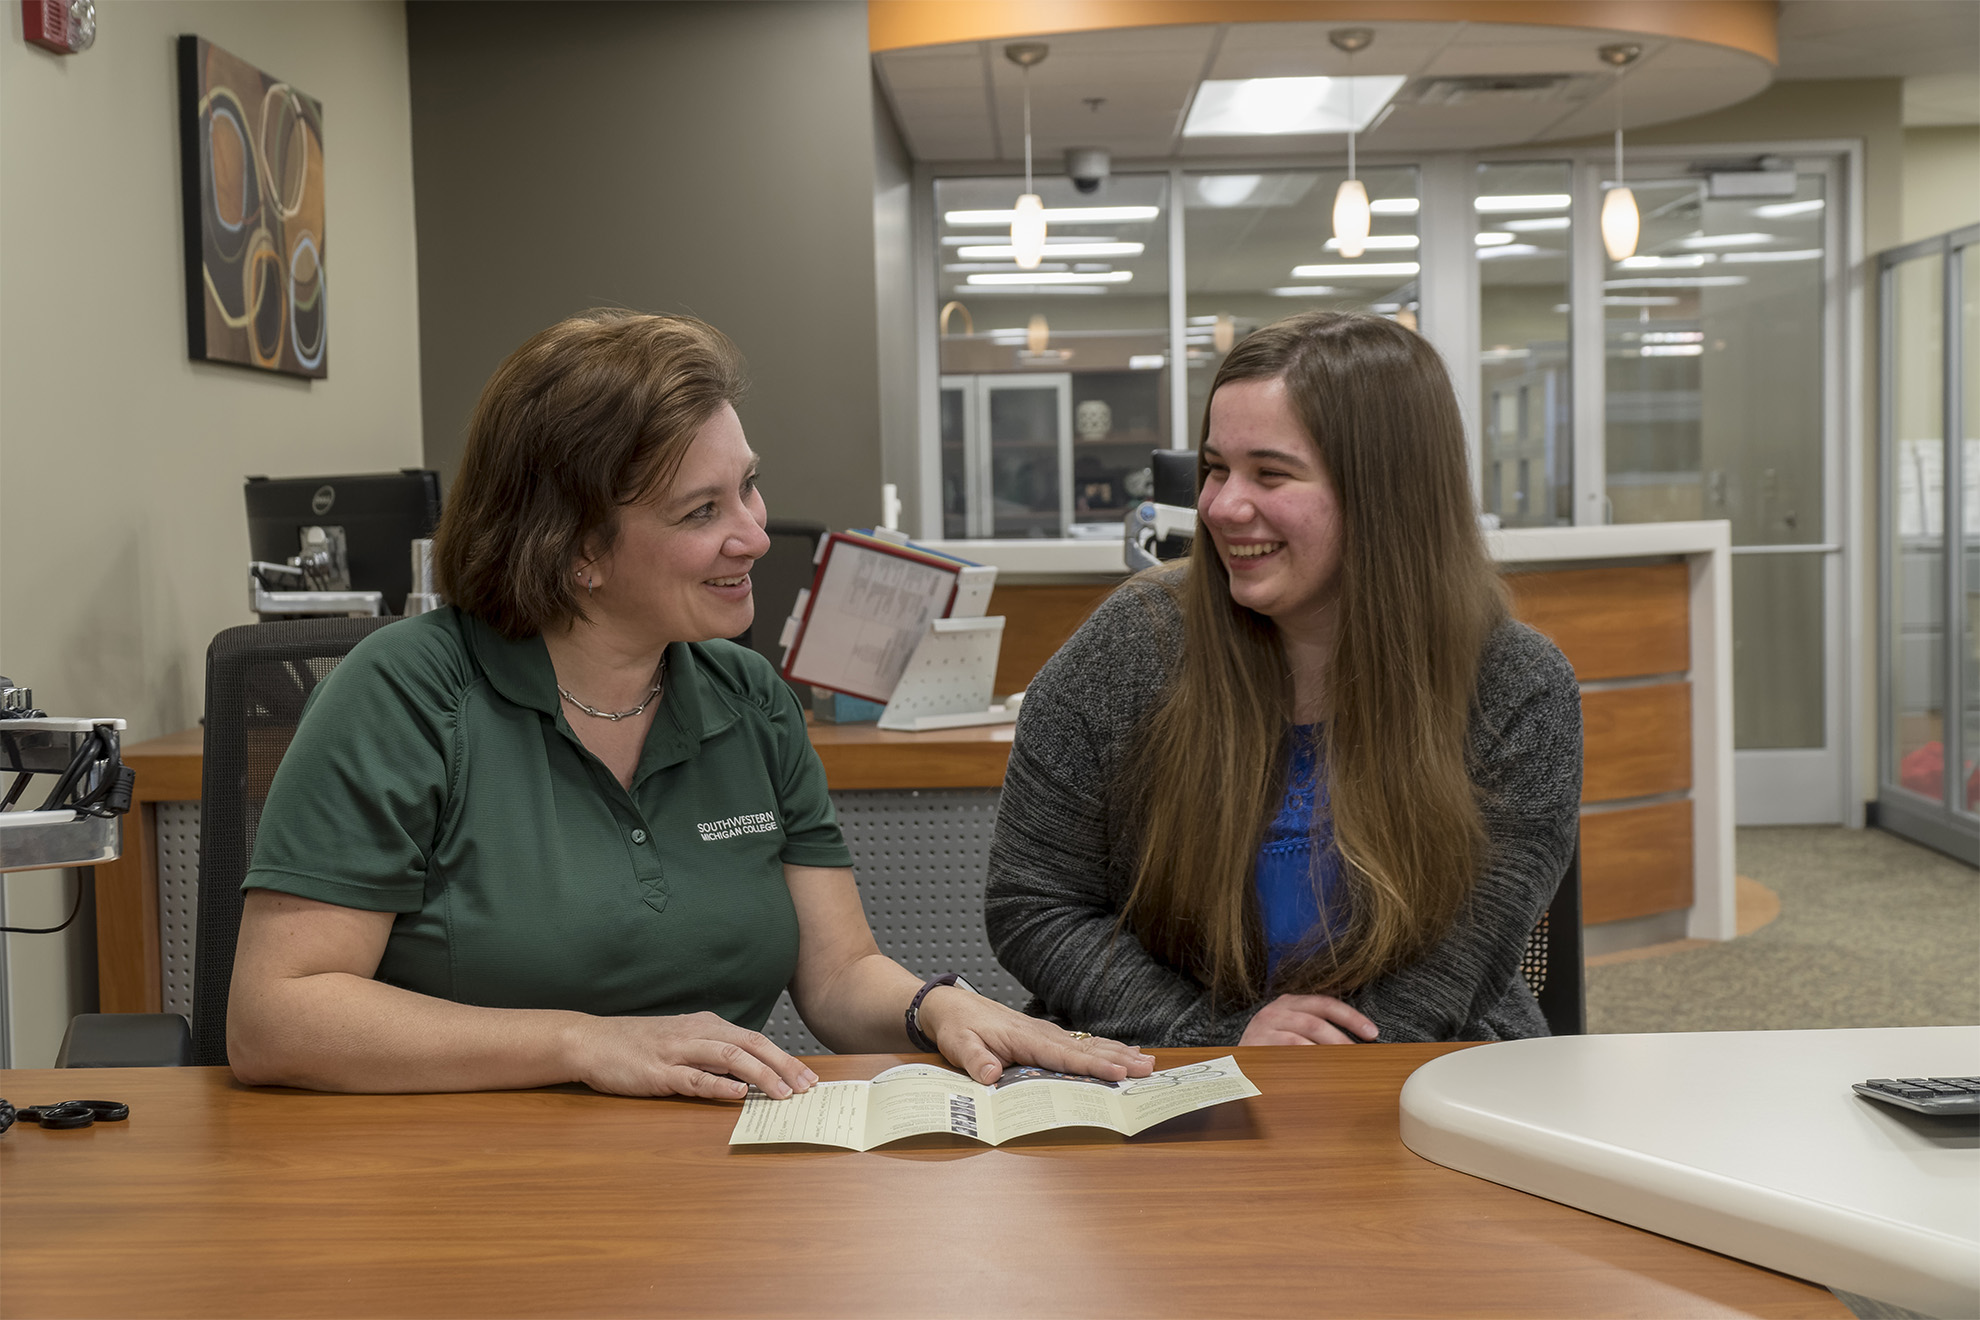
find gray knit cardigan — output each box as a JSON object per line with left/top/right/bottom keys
{"left": 984, "top": 570, "right": 1583, "bottom": 1046}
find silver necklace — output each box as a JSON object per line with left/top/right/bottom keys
{"left": 558, "top": 658, "right": 665, "bottom": 722}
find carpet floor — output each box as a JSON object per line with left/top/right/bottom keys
{"left": 1585, "top": 826, "right": 1980, "bottom": 1034}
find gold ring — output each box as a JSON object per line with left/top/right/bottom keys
{"left": 1067, "top": 1030, "right": 1094, "bottom": 1040}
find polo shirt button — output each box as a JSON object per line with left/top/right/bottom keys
{"left": 630, "top": 829, "right": 648, "bottom": 845}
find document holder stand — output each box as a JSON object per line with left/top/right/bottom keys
{"left": 877, "top": 616, "right": 1019, "bottom": 732}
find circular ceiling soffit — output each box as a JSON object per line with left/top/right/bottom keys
{"left": 869, "top": 2, "right": 1778, "bottom": 63}
{"left": 873, "top": 3, "right": 1778, "bottom": 160}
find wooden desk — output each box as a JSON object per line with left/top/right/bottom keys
{"left": 0, "top": 1046, "right": 1844, "bottom": 1318}
{"left": 806, "top": 717, "right": 1010, "bottom": 789}
{"left": 94, "top": 727, "right": 205, "bottom": 1014}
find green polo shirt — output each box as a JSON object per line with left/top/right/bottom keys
{"left": 244, "top": 607, "right": 852, "bottom": 1030}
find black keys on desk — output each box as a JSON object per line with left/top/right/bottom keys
{"left": 1852, "top": 1077, "right": 1980, "bottom": 1116}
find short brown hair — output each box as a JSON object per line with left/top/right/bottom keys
{"left": 434, "top": 310, "right": 746, "bottom": 638}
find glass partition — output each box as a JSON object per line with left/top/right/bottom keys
{"left": 934, "top": 174, "right": 1170, "bottom": 539}
{"left": 1878, "top": 226, "right": 1978, "bottom": 860}
{"left": 1181, "top": 166, "right": 1419, "bottom": 443}
{"left": 1889, "top": 253, "right": 1946, "bottom": 804}
{"left": 1478, "top": 162, "right": 1572, "bottom": 527}
{"left": 1601, "top": 170, "right": 1830, "bottom": 751}
{"left": 1603, "top": 173, "right": 1827, "bottom": 537}
{"left": 1963, "top": 248, "right": 1978, "bottom": 820}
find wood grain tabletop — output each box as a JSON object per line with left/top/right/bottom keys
{"left": 0, "top": 1046, "right": 1847, "bottom": 1319}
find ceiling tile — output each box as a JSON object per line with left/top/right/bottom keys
{"left": 876, "top": 50, "right": 985, "bottom": 92}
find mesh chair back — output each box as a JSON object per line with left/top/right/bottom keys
{"left": 1518, "top": 845, "right": 1585, "bottom": 1036}
{"left": 191, "top": 617, "right": 398, "bottom": 1066}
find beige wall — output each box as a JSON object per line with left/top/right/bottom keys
{"left": 1903, "top": 125, "right": 1980, "bottom": 244}
{"left": 0, "top": 0, "right": 423, "bottom": 1065}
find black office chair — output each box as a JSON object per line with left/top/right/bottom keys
{"left": 1520, "top": 845, "right": 1585, "bottom": 1036}
{"left": 56, "top": 617, "right": 395, "bottom": 1067}
{"left": 189, "top": 617, "right": 398, "bottom": 1065}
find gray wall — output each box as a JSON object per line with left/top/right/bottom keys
{"left": 871, "top": 81, "right": 921, "bottom": 534}
{"left": 407, "top": 1, "right": 883, "bottom": 529}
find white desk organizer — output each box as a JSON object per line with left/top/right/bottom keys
{"left": 877, "top": 616, "right": 1019, "bottom": 732}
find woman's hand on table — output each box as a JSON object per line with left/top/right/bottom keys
{"left": 918, "top": 988, "right": 1156, "bottom": 1085}
{"left": 1239, "top": 993, "right": 1379, "bottom": 1046}
{"left": 565, "top": 1011, "right": 820, "bottom": 1100}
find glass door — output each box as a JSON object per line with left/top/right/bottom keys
{"left": 1584, "top": 157, "right": 1846, "bottom": 823}
{"left": 938, "top": 375, "right": 981, "bottom": 538}
{"left": 1478, "top": 161, "right": 1573, "bottom": 528}
{"left": 979, "top": 374, "right": 1072, "bottom": 539}
{"left": 1877, "top": 225, "right": 1980, "bottom": 863}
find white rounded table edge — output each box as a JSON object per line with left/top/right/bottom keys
{"left": 1398, "top": 1032, "right": 1980, "bottom": 1319}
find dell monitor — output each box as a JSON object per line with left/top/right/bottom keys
{"left": 245, "top": 470, "right": 442, "bottom": 615}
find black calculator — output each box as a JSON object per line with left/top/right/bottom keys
{"left": 1852, "top": 1077, "right": 1980, "bottom": 1116}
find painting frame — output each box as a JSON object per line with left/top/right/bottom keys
{"left": 177, "top": 35, "right": 327, "bottom": 379}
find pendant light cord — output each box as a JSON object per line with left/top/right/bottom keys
{"left": 1346, "top": 50, "right": 1356, "bottom": 182}
{"left": 1022, "top": 63, "right": 1033, "bottom": 193}
{"left": 1612, "top": 65, "right": 1625, "bottom": 185}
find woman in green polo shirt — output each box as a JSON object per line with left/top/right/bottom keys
{"left": 228, "top": 310, "right": 1154, "bottom": 1100}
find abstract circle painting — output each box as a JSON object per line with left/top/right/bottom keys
{"left": 178, "top": 35, "right": 327, "bottom": 379}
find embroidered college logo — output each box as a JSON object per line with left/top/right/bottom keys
{"left": 696, "top": 811, "right": 778, "bottom": 842}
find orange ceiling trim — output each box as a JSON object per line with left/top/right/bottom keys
{"left": 868, "top": 2, "right": 1777, "bottom": 64}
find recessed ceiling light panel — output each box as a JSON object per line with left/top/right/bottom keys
{"left": 945, "top": 206, "right": 1159, "bottom": 225}
{"left": 1753, "top": 199, "right": 1823, "bottom": 219}
{"left": 967, "top": 271, "right": 1133, "bottom": 285}
{"left": 1183, "top": 76, "right": 1405, "bottom": 137}
{"left": 1323, "top": 234, "right": 1419, "bottom": 252}
{"left": 956, "top": 242, "right": 1144, "bottom": 259}
{"left": 1678, "top": 233, "right": 1774, "bottom": 249}
{"left": 1290, "top": 262, "right": 1420, "bottom": 278}
{"left": 1475, "top": 194, "right": 1571, "bottom": 213}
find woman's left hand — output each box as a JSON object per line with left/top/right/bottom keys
{"left": 917, "top": 986, "right": 1156, "bottom": 1084}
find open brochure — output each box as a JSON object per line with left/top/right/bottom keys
{"left": 729, "top": 1055, "right": 1260, "bottom": 1151}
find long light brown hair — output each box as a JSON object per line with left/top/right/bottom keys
{"left": 1124, "top": 312, "right": 1507, "bottom": 1004}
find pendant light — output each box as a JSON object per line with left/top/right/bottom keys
{"left": 1329, "top": 28, "right": 1374, "bottom": 260}
{"left": 1598, "top": 43, "right": 1643, "bottom": 262}
{"left": 1026, "top": 314, "right": 1050, "bottom": 352}
{"left": 1005, "top": 43, "right": 1050, "bottom": 270}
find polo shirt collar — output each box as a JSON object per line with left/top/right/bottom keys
{"left": 461, "top": 612, "right": 734, "bottom": 765}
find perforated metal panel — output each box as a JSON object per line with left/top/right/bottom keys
{"left": 762, "top": 788, "right": 1026, "bottom": 1054}
{"left": 156, "top": 801, "right": 202, "bottom": 1018}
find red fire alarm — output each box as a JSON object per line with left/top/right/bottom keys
{"left": 22, "top": 0, "right": 95, "bottom": 54}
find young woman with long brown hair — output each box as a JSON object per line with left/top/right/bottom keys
{"left": 985, "top": 311, "right": 1582, "bottom": 1045}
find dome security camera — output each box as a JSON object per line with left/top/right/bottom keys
{"left": 1066, "top": 148, "right": 1110, "bottom": 195}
